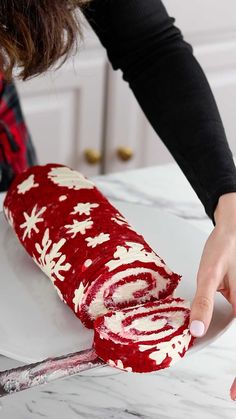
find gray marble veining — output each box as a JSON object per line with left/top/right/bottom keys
{"left": 0, "top": 162, "right": 235, "bottom": 418}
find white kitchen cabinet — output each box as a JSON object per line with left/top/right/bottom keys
{"left": 16, "top": 45, "right": 107, "bottom": 177}
{"left": 104, "top": 0, "right": 236, "bottom": 173}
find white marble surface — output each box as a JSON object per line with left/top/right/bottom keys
{"left": 0, "top": 162, "right": 235, "bottom": 418}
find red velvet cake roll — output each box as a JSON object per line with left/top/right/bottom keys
{"left": 94, "top": 297, "right": 195, "bottom": 373}
{"left": 4, "top": 164, "right": 181, "bottom": 328}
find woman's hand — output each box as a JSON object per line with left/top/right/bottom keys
{"left": 189, "top": 193, "right": 236, "bottom": 401}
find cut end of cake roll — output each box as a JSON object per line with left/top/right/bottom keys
{"left": 78, "top": 245, "right": 182, "bottom": 328}
{"left": 93, "top": 297, "right": 195, "bottom": 373}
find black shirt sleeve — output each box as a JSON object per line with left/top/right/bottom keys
{"left": 83, "top": 0, "right": 236, "bottom": 223}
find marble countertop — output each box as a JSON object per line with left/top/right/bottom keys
{"left": 0, "top": 163, "right": 235, "bottom": 418}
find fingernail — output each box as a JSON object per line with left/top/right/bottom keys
{"left": 190, "top": 320, "right": 205, "bottom": 337}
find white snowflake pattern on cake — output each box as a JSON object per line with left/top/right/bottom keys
{"left": 72, "top": 282, "right": 86, "bottom": 312}
{"left": 4, "top": 206, "right": 14, "bottom": 228}
{"left": 71, "top": 202, "right": 99, "bottom": 216}
{"left": 17, "top": 174, "right": 39, "bottom": 195}
{"left": 59, "top": 195, "right": 67, "bottom": 202}
{"left": 20, "top": 205, "right": 46, "bottom": 240}
{"left": 85, "top": 233, "right": 110, "bottom": 248}
{"left": 108, "top": 359, "right": 132, "bottom": 372}
{"left": 84, "top": 259, "right": 92, "bottom": 268}
{"left": 148, "top": 329, "right": 192, "bottom": 366}
{"left": 65, "top": 218, "right": 93, "bottom": 238}
{"left": 48, "top": 167, "right": 94, "bottom": 190}
{"left": 106, "top": 242, "right": 170, "bottom": 272}
{"left": 111, "top": 213, "right": 133, "bottom": 230}
{"left": 33, "top": 228, "right": 71, "bottom": 282}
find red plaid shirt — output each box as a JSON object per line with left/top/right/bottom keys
{"left": 0, "top": 73, "right": 37, "bottom": 191}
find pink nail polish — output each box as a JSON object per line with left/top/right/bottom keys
{"left": 190, "top": 320, "right": 205, "bottom": 337}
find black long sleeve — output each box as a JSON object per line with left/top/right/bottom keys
{"left": 83, "top": 0, "right": 236, "bottom": 223}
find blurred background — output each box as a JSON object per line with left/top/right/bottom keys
{"left": 15, "top": 0, "right": 236, "bottom": 178}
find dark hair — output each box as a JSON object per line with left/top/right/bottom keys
{"left": 0, "top": 0, "right": 90, "bottom": 80}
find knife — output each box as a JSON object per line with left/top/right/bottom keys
{"left": 0, "top": 348, "right": 106, "bottom": 398}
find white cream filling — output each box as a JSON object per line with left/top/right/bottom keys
{"left": 88, "top": 268, "right": 167, "bottom": 319}
{"left": 102, "top": 299, "right": 190, "bottom": 345}
{"left": 133, "top": 310, "right": 186, "bottom": 334}
{"left": 131, "top": 316, "right": 167, "bottom": 332}
{"left": 112, "top": 280, "right": 150, "bottom": 305}
{"left": 103, "top": 299, "right": 189, "bottom": 332}
{"left": 104, "top": 309, "right": 186, "bottom": 342}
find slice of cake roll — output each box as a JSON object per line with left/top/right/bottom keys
{"left": 94, "top": 297, "right": 195, "bottom": 372}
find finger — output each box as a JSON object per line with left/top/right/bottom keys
{"left": 190, "top": 272, "right": 220, "bottom": 337}
{"left": 230, "top": 377, "right": 236, "bottom": 401}
{"left": 190, "top": 290, "right": 215, "bottom": 337}
{"left": 190, "top": 232, "right": 227, "bottom": 337}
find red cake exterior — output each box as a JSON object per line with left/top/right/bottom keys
{"left": 3, "top": 164, "right": 181, "bottom": 328}
{"left": 94, "top": 297, "right": 195, "bottom": 373}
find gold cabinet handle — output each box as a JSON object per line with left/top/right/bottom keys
{"left": 117, "top": 146, "right": 134, "bottom": 162}
{"left": 84, "top": 149, "right": 102, "bottom": 165}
